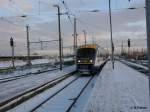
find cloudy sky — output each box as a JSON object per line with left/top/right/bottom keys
{"left": 0, "top": 0, "right": 146, "bottom": 56}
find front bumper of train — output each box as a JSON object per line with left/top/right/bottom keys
{"left": 77, "top": 64, "right": 94, "bottom": 73}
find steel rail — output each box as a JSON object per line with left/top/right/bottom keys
{"left": 119, "top": 60, "right": 149, "bottom": 76}
{"left": 0, "top": 71, "right": 76, "bottom": 112}
{"left": 65, "top": 76, "right": 93, "bottom": 112}
{"left": 31, "top": 61, "right": 107, "bottom": 112}
{"left": 30, "top": 76, "right": 79, "bottom": 112}
{"left": 0, "top": 68, "right": 59, "bottom": 84}
{"left": 65, "top": 60, "right": 107, "bottom": 112}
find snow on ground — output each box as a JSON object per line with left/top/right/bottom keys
{"left": 34, "top": 77, "right": 91, "bottom": 112}
{"left": 9, "top": 76, "right": 96, "bottom": 112}
{"left": 63, "top": 57, "right": 73, "bottom": 61}
{"left": 84, "top": 61, "right": 149, "bottom": 112}
{"left": 120, "top": 59, "right": 148, "bottom": 70}
{"left": 70, "top": 76, "right": 98, "bottom": 112}
{"left": 0, "top": 65, "right": 56, "bottom": 80}
{"left": 0, "top": 65, "right": 75, "bottom": 103}
{"left": 8, "top": 76, "right": 78, "bottom": 112}
{"left": 0, "top": 59, "right": 53, "bottom": 69}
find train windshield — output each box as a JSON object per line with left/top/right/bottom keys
{"left": 77, "top": 48, "right": 96, "bottom": 59}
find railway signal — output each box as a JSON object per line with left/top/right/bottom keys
{"left": 10, "top": 37, "right": 14, "bottom": 47}
{"left": 128, "top": 39, "right": 131, "bottom": 48}
{"left": 10, "top": 37, "right": 15, "bottom": 68}
{"left": 127, "top": 39, "right": 131, "bottom": 56}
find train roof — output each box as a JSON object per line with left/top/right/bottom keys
{"left": 78, "top": 44, "right": 97, "bottom": 49}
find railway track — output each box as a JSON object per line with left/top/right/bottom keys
{"left": 0, "top": 71, "right": 76, "bottom": 112}
{"left": 26, "top": 76, "right": 94, "bottom": 112}
{"left": 29, "top": 62, "right": 106, "bottom": 112}
{"left": 0, "top": 62, "right": 54, "bottom": 74}
{"left": 65, "top": 76, "right": 93, "bottom": 112}
{"left": 30, "top": 76, "right": 82, "bottom": 112}
{"left": 3, "top": 61, "right": 107, "bottom": 112}
{"left": 0, "top": 68, "right": 59, "bottom": 84}
{"left": 119, "top": 60, "right": 149, "bottom": 76}
{"left": 125, "top": 59, "right": 148, "bottom": 68}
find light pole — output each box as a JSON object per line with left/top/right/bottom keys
{"left": 109, "top": 0, "right": 114, "bottom": 69}
{"left": 53, "top": 5, "right": 62, "bottom": 70}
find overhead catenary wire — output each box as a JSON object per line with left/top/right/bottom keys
{"left": 0, "top": 5, "right": 145, "bottom": 20}
{"left": 0, "top": 17, "right": 24, "bottom": 27}
{"left": 60, "top": 0, "right": 74, "bottom": 27}
{"left": 1, "top": 0, "right": 146, "bottom": 48}
{"left": 76, "top": 18, "right": 109, "bottom": 39}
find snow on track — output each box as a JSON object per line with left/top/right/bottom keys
{"left": 121, "top": 59, "right": 148, "bottom": 70}
{"left": 70, "top": 76, "right": 98, "bottom": 112}
{"left": 34, "top": 77, "right": 91, "bottom": 112}
{"left": 8, "top": 76, "right": 95, "bottom": 112}
{"left": 0, "top": 66, "right": 75, "bottom": 103}
{"left": 8, "top": 76, "right": 78, "bottom": 112}
{"left": 84, "top": 61, "right": 149, "bottom": 112}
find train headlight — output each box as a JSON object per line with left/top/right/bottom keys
{"left": 90, "top": 60, "right": 93, "bottom": 63}
{"left": 78, "top": 60, "right": 81, "bottom": 63}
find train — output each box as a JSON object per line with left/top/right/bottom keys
{"left": 76, "top": 44, "right": 103, "bottom": 74}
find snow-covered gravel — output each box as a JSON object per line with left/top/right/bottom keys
{"left": 0, "top": 65, "right": 75, "bottom": 103}
{"left": 0, "top": 65, "right": 57, "bottom": 80}
{"left": 70, "top": 76, "right": 98, "bottom": 112}
{"left": 8, "top": 76, "right": 78, "bottom": 112}
{"left": 34, "top": 77, "right": 91, "bottom": 112}
{"left": 84, "top": 61, "right": 149, "bottom": 112}
{"left": 0, "top": 59, "right": 54, "bottom": 69}
{"left": 120, "top": 59, "right": 148, "bottom": 70}
{"left": 8, "top": 76, "right": 95, "bottom": 112}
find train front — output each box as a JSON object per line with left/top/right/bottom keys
{"left": 76, "top": 45, "right": 97, "bottom": 74}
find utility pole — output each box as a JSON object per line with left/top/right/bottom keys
{"left": 38, "top": 38, "right": 43, "bottom": 50}
{"left": 53, "top": 5, "right": 62, "bottom": 70}
{"left": 40, "top": 40, "right": 43, "bottom": 50}
{"left": 146, "top": 0, "right": 150, "bottom": 101}
{"left": 127, "top": 1, "right": 150, "bottom": 100}
{"left": 121, "top": 40, "right": 124, "bottom": 55}
{"left": 109, "top": 0, "right": 114, "bottom": 69}
{"left": 10, "top": 37, "right": 15, "bottom": 68}
{"left": 62, "top": 38, "right": 64, "bottom": 61}
{"left": 74, "top": 18, "right": 78, "bottom": 50}
{"left": 92, "top": 33, "right": 95, "bottom": 45}
{"left": 26, "top": 25, "right": 31, "bottom": 66}
{"left": 83, "top": 30, "right": 87, "bottom": 45}
{"left": 73, "top": 18, "right": 78, "bottom": 61}
{"left": 74, "top": 18, "right": 76, "bottom": 52}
